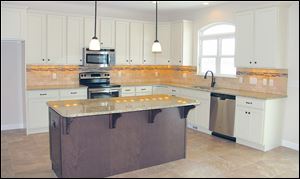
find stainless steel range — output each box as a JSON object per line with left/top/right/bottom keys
{"left": 79, "top": 72, "right": 121, "bottom": 99}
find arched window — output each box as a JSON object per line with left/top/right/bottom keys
{"left": 198, "top": 23, "right": 236, "bottom": 76}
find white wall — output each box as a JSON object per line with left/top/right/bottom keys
{"left": 282, "top": 2, "right": 299, "bottom": 150}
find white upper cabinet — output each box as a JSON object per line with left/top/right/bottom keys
{"left": 27, "top": 13, "right": 47, "bottom": 64}
{"left": 235, "top": 6, "right": 288, "bottom": 69}
{"left": 143, "top": 23, "right": 156, "bottom": 65}
{"left": 100, "top": 18, "right": 115, "bottom": 49}
{"left": 155, "top": 24, "right": 171, "bottom": 65}
{"left": 171, "top": 21, "right": 193, "bottom": 66}
{"left": 115, "top": 21, "right": 130, "bottom": 65}
{"left": 1, "top": 7, "right": 27, "bottom": 40}
{"left": 46, "top": 15, "right": 66, "bottom": 65}
{"left": 66, "top": 16, "right": 84, "bottom": 65}
{"left": 129, "top": 22, "right": 144, "bottom": 65}
{"left": 26, "top": 13, "right": 66, "bottom": 65}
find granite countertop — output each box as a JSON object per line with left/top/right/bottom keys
{"left": 119, "top": 82, "right": 287, "bottom": 100}
{"left": 27, "top": 84, "right": 88, "bottom": 90}
{"left": 47, "top": 94, "right": 200, "bottom": 118}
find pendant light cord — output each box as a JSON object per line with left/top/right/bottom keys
{"left": 94, "top": 1, "right": 97, "bottom": 38}
{"left": 155, "top": 1, "right": 158, "bottom": 41}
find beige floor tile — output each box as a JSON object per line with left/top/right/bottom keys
{"left": 1, "top": 129, "right": 299, "bottom": 178}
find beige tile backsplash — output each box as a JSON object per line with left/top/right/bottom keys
{"left": 26, "top": 65, "right": 288, "bottom": 95}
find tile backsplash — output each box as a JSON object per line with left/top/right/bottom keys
{"left": 26, "top": 65, "right": 288, "bottom": 95}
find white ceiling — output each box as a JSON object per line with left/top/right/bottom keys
{"left": 1, "top": 1, "right": 228, "bottom": 21}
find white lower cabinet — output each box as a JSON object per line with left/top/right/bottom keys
{"left": 27, "top": 90, "right": 60, "bottom": 134}
{"left": 121, "top": 86, "right": 152, "bottom": 97}
{"left": 153, "top": 85, "right": 171, "bottom": 95}
{"left": 26, "top": 88, "right": 87, "bottom": 134}
{"left": 234, "top": 96, "right": 285, "bottom": 151}
{"left": 177, "top": 89, "right": 211, "bottom": 134}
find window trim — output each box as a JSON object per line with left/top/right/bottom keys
{"left": 197, "top": 23, "right": 236, "bottom": 77}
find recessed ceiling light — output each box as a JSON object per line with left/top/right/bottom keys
{"left": 203, "top": 2, "right": 209, "bottom": 5}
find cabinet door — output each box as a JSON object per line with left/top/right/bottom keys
{"left": 152, "top": 86, "right": 171, "bottom": 95}
{"left": 47, "top": 15, "right": 66, "bottom": 64}
{"left": 235, "top": 11, "right": 254, "bottom": 68}
{"left": 155, "top": 24, "right": 171, "bottom": 65}
{"left": 130, "top": 22, "right": 143, "bottom": 65}
{"left": 115, "top": 21, "right": 130, "bottom": 65}
{"left": 67, "top": 16, "right": 84, "bottom": 65}
{"left": 171, "top": 22, "right": 183, "bottom": 65}
{"left": 143, "top": 23, "right": 156, "bottom": 65}
{"left": 254, "top": 7, "right": 280, "bottom": 68}
{"left": 195, "top": 98, "right": 210, "bottom": 130}
{"left": 100, "top": 18, "right": 115, "bottom": 48}
{"left": 248, "top": 108, "right": 264, "bottom": 144}
{"left": 27, "top": 99, "right": 50, "bottom": 133}
{"left": 1, "top": 7, "right": 26, "bottom": 40}
{"left": 27, "top": 13, "right": 47, "bottom": 64}
{"left": 234, "top": 107, "right": 250, "bottom": 140}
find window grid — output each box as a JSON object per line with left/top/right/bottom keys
{"left": 198, "top": 25, "right": 236, "bottom": 76}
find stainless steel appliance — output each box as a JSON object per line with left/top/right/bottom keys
{"left": 209, "top": 93, "right": 236, "bottom": 141}
{"left": 82, "top": 48, "right": 115, "bottom": 67}
{"left": 79, "top": 72, "right": 120, "bottom": 99}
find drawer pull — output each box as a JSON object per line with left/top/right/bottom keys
{"left": 125, "top": 89, "right": 131, "bottom": 92}
{"left": 141, "top": 89, "right": 146, "bottom": 91}
{"left": 246, "top": 102, "right": 252, "bottom": 105}
{"left": 40, "top": 93, "right": 47, "bottom": 96}
{"left": 70, "top": 92, "right": 78, "bottom": 95}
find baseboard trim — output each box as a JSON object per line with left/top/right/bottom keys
{"left": 281, "top": 140, "right": 299, "bottom": 151}
{"left": 1, "top": 123, "right": 24, "bottom": 131}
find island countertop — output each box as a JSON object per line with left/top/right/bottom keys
{"left": 47, "top": 94, "right": 200, "bottom": 118}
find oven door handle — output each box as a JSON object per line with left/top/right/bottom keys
{"left": 89, "top": 89, "right": 111, "bottom": 93}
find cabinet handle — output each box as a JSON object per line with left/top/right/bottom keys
{"left": 248, "top": 112, "right": 251, "bottom": 114}
{"left": 40, "top": 93, "right": 47, "bottom": 96}
{"left": 172, "top": 90, "right": 176, "bottom": 92}
{"left": 249, "top": 61, "right": 252, "bottom": 64}
{"left": 141, "top": 88, "right": 146, "bottom": 91}
{"left": 42, "top": 59, "right": 45, "bottom": 61}
{"left": 101, "top": 42, "right": 103, "bottom": 45}
{"left": 168, "top": 60, "right": 170, "bottom": 63}
{"left": 130, "top": 60, "right": 133, "bottom": 62}
{"left": 254, "top": 61, "right": 257, "bottom": 64}
{"left": 70, "top": 92, "right": 78, "bottom": 95}
{"left": 246, "top": 102, "right": 252, "bottom": 105}
{"left": 80, "top": 59, "right": 82, "bottom": 61}
{"left": 245, "top": 111, "right": 247, "bottom": 114}
{"left": 48, "top": 59, "right": 50, "bottom": 61}
{"left": 125, "top": 89, "right": 131, "bottom": 91}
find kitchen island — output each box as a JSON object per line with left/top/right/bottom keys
{"left": 47, "top": 94, "right": 199, "bottom": 178}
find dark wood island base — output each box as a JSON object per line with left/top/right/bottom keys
{"left": 49, "top": 106, "right": 195, "bottom": 178}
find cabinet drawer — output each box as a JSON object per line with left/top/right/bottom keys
{"left": 135, "top": 86, "right": 152, "bottom": 93}
{"left": 27, "top": 90, "right": 59, "bottom": 99}
{"left": 60, "top": 88, "right": 87, "bottom": 98}
{"left": 236, "top": 96, "right": 265, "bottom": 110}
{"left": 121, "top": 87, "right": 136, "bottom": 93}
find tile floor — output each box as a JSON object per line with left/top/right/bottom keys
{"left": 1, "top": 129, "right": 299, "bottom": 178}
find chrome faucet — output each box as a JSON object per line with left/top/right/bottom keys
{"left": 204, "top": 70, "right": 216, "bottom": 88}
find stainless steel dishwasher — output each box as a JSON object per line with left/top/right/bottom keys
{"left": 209, "top": 93, "right": 236, "bottom": 141}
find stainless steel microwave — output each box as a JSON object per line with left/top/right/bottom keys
{"left": 82, "top": 48, "right": 115, "bottom": 67}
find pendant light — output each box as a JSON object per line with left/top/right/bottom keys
{"left": 89, "top": 1, "right": 101, "bottom": 50}
{"left": 152, "top": 1, "right": 162, "bottom": 52}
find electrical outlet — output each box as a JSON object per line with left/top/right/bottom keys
{"left": 155, "top": 71, "right": 158, "bottom": 77}
{"left": 263, "top": 79, "right": 268, "bottom": 86}
{"left": 269, "top": 79, "right": 274, "bottom": 86}
{"left": 239, "top": 77, "right": 243, "bottom": 83}
{"left": 249, "top": 77, "right": 257, "bottom": 85}
{"left": 183, "top": 73, "right": 187, "bottom": 78}
{"left": 52, "top": 73, "right": 57, "bottom": 80}
{"left": 118, "top": 71, "right": 122, "bottom": 77}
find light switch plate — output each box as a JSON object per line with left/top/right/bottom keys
{"left": 263, "top": 79, "right": 268, "bottom": 86}
{"left": 183, "top": 73, "right": 187, "bottom": 78}
{"left": 239, "top": 77, "right": 243, "bottom": 83}
{"left": 155, "top": 71, "right": 158, "bottom": 77}
{"left": 118, "top": 71, "right": 122, "bottom": 77}
{"left": 249, "top": 77, "right": 257, "bottom": 85}
{"left": 269, "top": 79, "right": 274, "bottom": 86}
{"left": 52, "top": 73, "right": 57, "bottom": 80}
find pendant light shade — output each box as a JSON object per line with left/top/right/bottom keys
{"left": 89, "top": 1, "right": 100, "bottom": 50}
{"left": 152, "top": 1, "right": 162, "bottom": 53}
